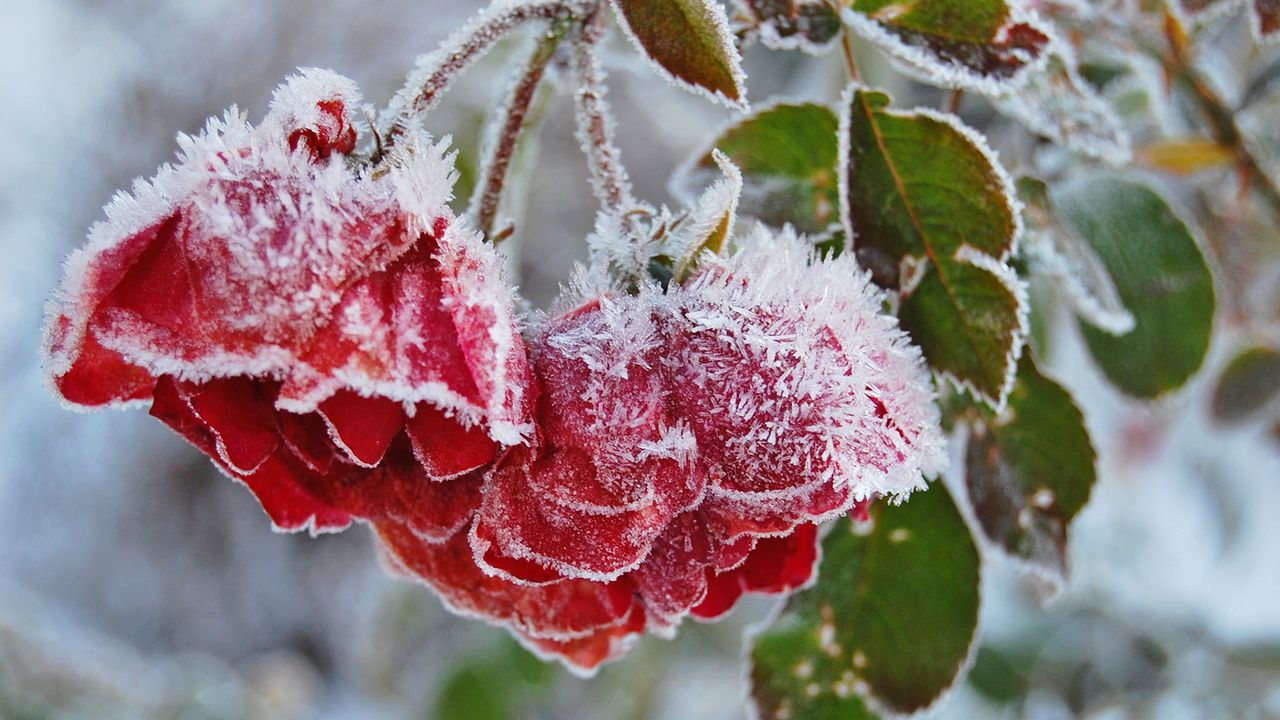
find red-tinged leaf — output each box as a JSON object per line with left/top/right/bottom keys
{"left": 964, "top": 355, "right": 1096, "bottom": 588}
{"left": 739, "top": 0, "right": 843, "bottom": 52}
{"left": 318, "top": 389, "right": 406, "bottom": 467}
{"left": 845, "top": 0, "right": 1053, "bottom": 94}
{"left": 1255, "top": 0, "right": 1280, "bottom": 41}
{"left": 612, "top": 0, "right": 747, "bottom": 107}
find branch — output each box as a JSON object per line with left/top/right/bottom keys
{"left": 469, "top": 21, "right": 570, "bottom": 242}
{"left": 569, "top": 5, "right": 638, "bottom": 215}
{"left": 379, "top": 0, "right": 593, "bottom": 158}
{"left": 1162, "top": 15, "right": 1280, "bottom": 221}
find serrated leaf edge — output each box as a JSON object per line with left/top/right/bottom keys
{"left": 837, "top": 82, "right": 1029, "bottom": 411}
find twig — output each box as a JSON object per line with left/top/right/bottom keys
{"left": 1162, "top": 14, "right": 1280, "bottom": 221}
{"left": 569, "top": 5, "right": 638, "bottom": 214}
{"left": 830, "top": 0, "right": 861, "bottom": 81}
{"left": 469, "top": 21, "right": 570, "bottom": 242}
{"left": 378, "top": 0, "right": 593, "bottom": 160}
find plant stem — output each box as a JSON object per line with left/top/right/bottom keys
{"left": 470, "top": 21, "right": 570, "bottom": 242}
{"left": 1162, "top": 15, "right": 1280, "bottom": 220}
{"left": 378, "top": 0, "right": 592, "bottom": 160}
{"left": 569, "top": 5, "right": 638, "bottom": 215}
{"left": 826, "top": 1, "right": 861, "bottom": 81}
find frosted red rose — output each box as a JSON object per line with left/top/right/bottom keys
{"left": 45, "top": 72, "right": 944, "bottom": 675}
{"left": 44, "top": 69, "right": 534, "bottom": 534}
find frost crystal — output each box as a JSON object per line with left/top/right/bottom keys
{"left": 44, "top": 69, "right": 535, "bottom": 533}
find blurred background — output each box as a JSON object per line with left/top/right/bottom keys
{"left": 2, "top": 1, "right": 1279, "bottom": 718}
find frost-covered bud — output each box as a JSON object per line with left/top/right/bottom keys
{"left": 43, "top": 68, "right": 534, "bottom": 534}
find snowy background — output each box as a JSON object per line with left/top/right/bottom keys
{"left": 3, "top": 1, "right": 1279, "bottom": 718}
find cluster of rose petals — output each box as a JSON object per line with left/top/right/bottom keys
{"left": 44, "top": 69, "right": 945, "bottom": 676}
{"left": 43, "top": 68, "right": 534, "bottom": 534}
{"left": 376, "top": 227, "right": 947, "bottom": 673}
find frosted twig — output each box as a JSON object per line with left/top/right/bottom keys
{"left": 380, "top": 0, "right": 593, "bottom": 158}
{"left": 828, "top": 0, "right": 861, "bottom": 81}
{"left": 470, "top": 20, "right": 571, "bottom": 242}
{"left": 569, "top": 6, "right": 638, "bottom": 215}
{"left": 1160, "top": 18, "right": 1280, "bottom": 221}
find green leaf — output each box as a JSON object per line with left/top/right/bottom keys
{"left": 1017, "top": 176, "right": 1135, "bottom": 337}
{"left": 434, "top": 664, "right": 515, "bottom": 720}
{"left": 611, "top": 0, "right": 746, "bottom": 107}
{"left": 965, "top": 354, "right": 1096, "bottom": 585}
{"left": 432, "top": 638, "right": 556, "bottom": 720}
{"left": 1211, "top": 346, "right": 1280, "bottom": 423}
{"left": 840, "top": 85, "right": 1026, "bottom": 407}
{"left": 844, "top": 0, "right": 1052, "bottom": 92}
{"left": 1052, "top": 176, "right": 1215, "bottom": 399}
{"left": 750, "top": 483, "right": 982, "bottom": 718}
{"left": 967, "top": 646, "right": 1032, "bottom": 704}
{"left": 677, "top": 101, "right": 840, "bottom": 234}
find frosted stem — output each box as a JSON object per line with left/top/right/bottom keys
{"left": 470, "top": 21, "right": 570, "bottom": 242}
{"left": 380, "top": 0, "right": 593, "bottom": 157}
{"left": 570, "top": 6, "right": 638, "bottom": 215}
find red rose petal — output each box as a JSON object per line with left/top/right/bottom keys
{"left": 382, "top": 448, "right": 485, "bottom": 542}
{"left": 150, "top": 376, "right": 351, "bottom": 533}
{"left": 632, "top": 513, "right": 713, "bottom": 621}
{"left": 405, "top": 403, "right": 498, "bottom": 479}
{"left": 102, "top": 212, "right": 196, "bottom": 334}
{"left": 240, "top": 451, "right": 353, "bottom": 533}
{"left": 740, "top": 523, "right": 820, "bottom": 593}
{"left": 55, "top": 331, "right": 154, "bottom": 407}
{"left": 376, "top": 521, "right": 635, "bottom": 641}
{"left": 186, "top": 376, "right": 280, "bottom": 474}
{"left": 519, "top": 600, "right": 646, "bottom": 674}
{"left": 277, "top": 409, "right": 339, "bottom": 474}
{"left": 689, "top": 570, "right": 743, "bottom": 621}
{"left": 690, "top": 524, "right": 820, "bottom": 620}
{"left": 476, "top": 447, "right": 687, "bottom": 582}
{"left": 318, "top": 389, "right": 406, "bottom": 467}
